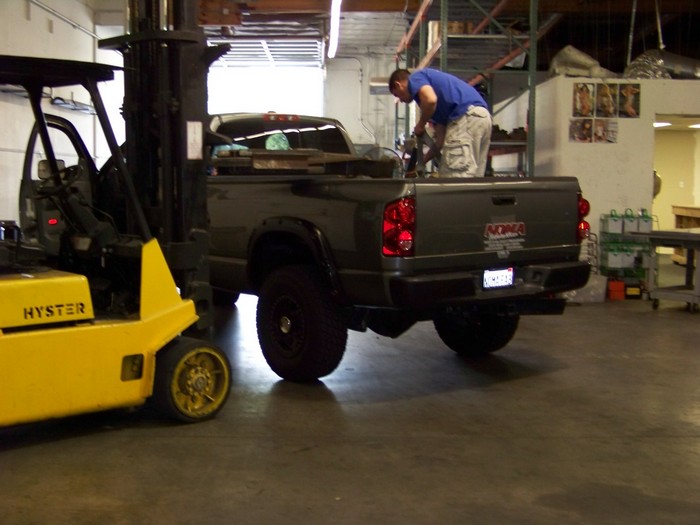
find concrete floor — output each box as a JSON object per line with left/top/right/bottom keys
{"left": 1, "top": 263, "right": 699, "bottom": 524}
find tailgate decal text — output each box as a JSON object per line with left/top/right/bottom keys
{"left": 483, "top": 221, "right": 526, "bottom": 251}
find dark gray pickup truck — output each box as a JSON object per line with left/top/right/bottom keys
{"left": 207, "top": 113, "right": 591, "bottom": 381}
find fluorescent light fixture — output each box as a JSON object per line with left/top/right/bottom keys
{"left": 653, "top": 122, "right": 672, "bottom": 128}
{"left": 327, "top": 0, "right": 342, "bottom": 59}
{"left": 689, "top": 124, "right": 700, "bottom": 129}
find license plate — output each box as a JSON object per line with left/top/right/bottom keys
{"left": 483, "top": 267, "right": 514, "bottom": 289}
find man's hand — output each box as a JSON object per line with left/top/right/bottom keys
{"left": 421, "top": 124, "right": 445, "bottom": 164}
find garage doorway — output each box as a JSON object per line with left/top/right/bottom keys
{"left": 652, "top": 115, "right": 700, "bottom": 231}
{"left": 208, "top": 67, "right": 324, "bottom": 116}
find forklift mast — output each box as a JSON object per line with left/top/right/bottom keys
{"left": 100, "top": 0, "right": 228, "bottom": 329}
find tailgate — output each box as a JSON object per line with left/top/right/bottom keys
{"left": 412, "top": 177, "right": 583, "bottom": 271}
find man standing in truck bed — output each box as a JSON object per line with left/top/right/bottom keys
{"left": 389, "top": 68, "right": 492, "bottom": 177}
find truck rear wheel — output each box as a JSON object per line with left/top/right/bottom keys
{"left": 153, "top": 337, "right": 232, "bottom": 422}
{"left": 433, "top": 312, "right": 520, "bottom": 357}
{"left": 257, "top": 265, "right": 347, "bottom": 381}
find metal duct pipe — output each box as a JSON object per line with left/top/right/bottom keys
{"left": 626, "top": 0, "right": 637, "bottom": 66}
{"left": 655, "top": 0, "right": 666, "bottom": 50}
{"left": 659, "top": 50, "right": 700, "bottom": 79}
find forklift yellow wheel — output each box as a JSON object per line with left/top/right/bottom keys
{"left": 153, "top": 337, "right": 232, "bottom": 422}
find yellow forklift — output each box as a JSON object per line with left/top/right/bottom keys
{"left": 0, "top": 1, "right": 232, "bottom": 427}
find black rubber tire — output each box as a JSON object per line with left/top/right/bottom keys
{"left": 256, "top": 265, "right": 347, "bottom": 381}
{"left": 433, "top": 312, "right": 520, "bottom": 357}
{"left": 152, "top": 336, "right": 232, "bottom": 423}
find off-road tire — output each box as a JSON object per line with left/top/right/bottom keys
{"left": 257, "top": 265, "right": 347, "bottom": 381}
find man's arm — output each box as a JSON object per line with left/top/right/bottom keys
{"left": 414, "top": 84, "right": 437, "bottom": 137}
{"left": 422, "top": 123, "right": 445, "bottom": 164}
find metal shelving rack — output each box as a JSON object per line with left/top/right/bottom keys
{"left": 395, "top": 0, "right": 550, "bottom": 176}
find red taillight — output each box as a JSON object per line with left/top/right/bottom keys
{"left": 47, "top": 218, "right": 59, "bottom": 226}
{"left": 383, "top": 197, "right": 416, "bottom": 256}
{"left": 578, "top": 195, "right": 591, "bottom": 218}
{"left": 577, "top": 194, "right": 591, "bottom": 243}
{"left": 578, "top": 220, "right": 591, "bottom": 241}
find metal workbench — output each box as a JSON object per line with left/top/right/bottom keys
{"left": 632, "top": 228, "right": 700, "bottom": 312}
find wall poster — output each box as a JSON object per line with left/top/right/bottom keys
{"left": 619, "top": 83, "right": 641, "bottom": 118}
{"left": 573, "top": 82, "right": 594, "bottom": 117}
{"left": 593, "top": 119, "right": 618, "bottom": 143}
{"left": 569, "top": 82, "right": 639, "bottom": 143}
{"left": 569, "top": 118, "right": 593, "bottom": 142}
{"left": 595, "top": 83, "right": 618, "bottom": 117}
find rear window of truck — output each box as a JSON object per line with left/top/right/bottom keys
{"left": 213, "top": 115, "right": 353, "bottom": 154}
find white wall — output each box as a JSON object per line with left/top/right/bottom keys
{"left": 494, "top": 76, "right": 700, "bottom": 237}
{"left": 0, "top": 0, "right": 125, "bottom": 220}
{"left": 0, "top": 0, "right": 94, "bottom": 60}
{"left": 324, "top": 55, "right": 399, "bottom": 149}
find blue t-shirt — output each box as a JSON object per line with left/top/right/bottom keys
{"left": 408, "top": 69, "right": 488, "bottom": 126}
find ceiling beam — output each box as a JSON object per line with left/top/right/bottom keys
{"left": 99, "top": 1, "right": 423, "bottom": 26}
{"left": 235, "top": 0, "right": 421, "bottom": 14}
{"left": 230, "top": 0, "right": 694, "bottom": 15}
{"left": 500, "top": 0, "right": 696, "bottom": 15}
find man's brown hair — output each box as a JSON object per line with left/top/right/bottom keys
{"left": 388, "top": 69, "right": 410, "bottom": 91}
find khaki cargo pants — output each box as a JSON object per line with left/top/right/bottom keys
{"left": 439, "top": 105, "right": 492, "bottom": 178}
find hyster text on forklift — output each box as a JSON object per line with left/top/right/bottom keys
{"left": 0, "top": 0, "right": 232, "bottom": 427}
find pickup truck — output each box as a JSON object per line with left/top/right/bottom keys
{"left": 207, "top": 112, "right": 591, "bottom": 381}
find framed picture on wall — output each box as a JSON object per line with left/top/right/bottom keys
{"left": 593, "top": 119, "right": 618, "bottom": 143}
{"left": 569, "top": 118, "right": 593, "bottom": 143}
{"left": 573, "top": 82, "right": 595, "bottom": 117}
{"left": 595, "top": 83, "right": 618, "bottom": 118}
{"left": 619, "top": 84, "right": 641, "bottom": 118}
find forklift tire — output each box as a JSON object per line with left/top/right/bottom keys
{"left": 153, "top": 337, "right": 232, "bottom": 423}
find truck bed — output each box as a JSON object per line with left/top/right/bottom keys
{"left": 207, "top": 173, "right": 588, "bottom": 310}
